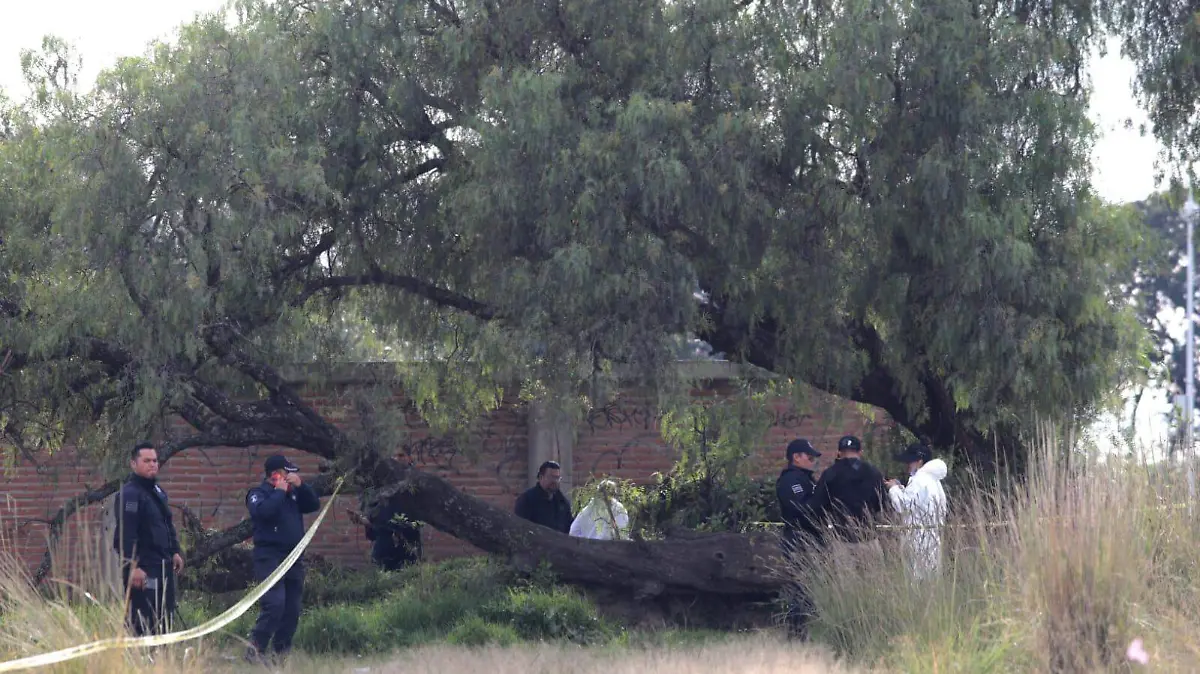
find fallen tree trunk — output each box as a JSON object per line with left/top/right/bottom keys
{"left": 174, "top": 460, "right": 788, "bottom": 599}
{"left": 368, "top": 458, "right": 789, "bottom": 598}
{"left": 41, "top": 450, "right": 787, "bottom": 601}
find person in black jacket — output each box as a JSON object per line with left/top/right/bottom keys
{"left": 114, "top": 442, "right": 185, "bottom": 636}
{"left": 245, "top": 454, "right": 321, "bottom": 662}
{"left": 360, "top": 494, "right": 423, "bottom": 571}
{"left": 775, "top": 438, "right": 823, "bottom": 639}
{"left": 808, "top": 435, "right": 888, "bottom": 565}
{"left": 776, "top": 438, "right": 824, "bottom": 551}
{"left": 514, "top": 460, "right": 572, "bottom": 534}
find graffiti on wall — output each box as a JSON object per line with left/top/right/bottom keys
{"left": 392, "top": 402, "right": 528, "bottom": 495}
{"left": 580, "top": 398, "right": 827, "bottom": 477}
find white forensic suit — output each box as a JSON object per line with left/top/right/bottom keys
{"left": 568, "top": 494, "right": 630, "bottom": 541}
{"left": 887, "top": 458, "right": 948, "bottom": 580}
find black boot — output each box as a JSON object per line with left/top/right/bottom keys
{"left": 786, "top": 611, "right": 810, "bottom": 641}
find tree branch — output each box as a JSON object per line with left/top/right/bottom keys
{"left": 197, "top": 325, "right": 348, "bottom": 446}
{"left": 277, "top": 227, "right": 338, "bottom": 280}
{"left": 425, "top": 0, "right": 462, "bottom": 26}
{"left": 294, "top": 270, "right": 497, "bottom": 320}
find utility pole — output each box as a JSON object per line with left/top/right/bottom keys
{"left": 1183, "top": 193, "right": 1197, "bottom": 508}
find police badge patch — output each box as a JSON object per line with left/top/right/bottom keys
{"left": 250, "top": 493, "right": 260, "bottom": 504}
{"left": 124, "top": 499, "right": 139, "bottom": 513}
{"left": 791, "top": 484, "right": 805, "bottom": 495}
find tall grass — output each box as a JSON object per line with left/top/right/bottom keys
{"left": 7, "top": 426, "right": 1200, "bottom": 673}
{"left": 0, "top": 504, "right": 210, "bottom": 674}
{"left": 789, "top": 425, "right": 1200, "bottom": 673}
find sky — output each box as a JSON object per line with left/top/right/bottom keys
{"left": 0, "top": 1, "right": 1180, "bottom": 451}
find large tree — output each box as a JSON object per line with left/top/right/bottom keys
{"left": 1, "top": 0, "right": 1143, "bottom": 592}
{"left": 1112, "top": 0, "right": 1200, "bottom": 446}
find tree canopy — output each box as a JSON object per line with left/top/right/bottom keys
{"left": 0, "top": 0, "right": 1147, "bottom": 483}
{"left": 1112, "top": 0, "right": 1200, "bottom": 448}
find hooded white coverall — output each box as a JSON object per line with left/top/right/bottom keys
{"left": 887, "top": 458, "right": 948, "bottom": 580}
{"left": 568, "top": 496, "right": 630, "bottom": 541}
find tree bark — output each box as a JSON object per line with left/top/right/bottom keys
{"left": 169, "top": 461, "right": 786, "bottom": 599}
{"left": 364, "top": 457, "right": 788, "bottom": 597}
{"left": 697, "top": 304, "right": 1025, "bottom": 473}
{"left": 16, "top": 334, "right": 794, "bottom": 599}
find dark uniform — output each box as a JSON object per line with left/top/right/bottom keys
{"left": 246, "top": 456, "right": 321, "bottom": 657}
{"left": 775, "top": 439, "right": 823, "bottom": 640}
{"left": 776, "top": 465, "right": 823, "bottom": 551}
{"left": 808, "top": 438, "right": 887, "bottom": 542}
{"left": 514, "top": 484, "right": 572, "bottom": 533}
{"left": 364, "top": 497, "right": 423, "bottom": 571}
{"left": 113, "top": 474, "right": 181, "bottom": 636}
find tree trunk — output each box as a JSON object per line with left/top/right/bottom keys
{"left": 366, "top": 458, "right": 788, "bottom": 598}
{"left": 172, "top": 460, "right": 788, "bottom": 600}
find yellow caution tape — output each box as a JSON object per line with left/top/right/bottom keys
{"left": 0, "top": 476, "right": 346, "bottom": 673}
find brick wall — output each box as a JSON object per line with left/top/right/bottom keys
{"left": 0, "top": 378, "right": 889, "bottom": 576}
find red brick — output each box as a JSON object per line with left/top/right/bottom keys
{"left": 1, "top": 385, "right": 888, "bottom": 572}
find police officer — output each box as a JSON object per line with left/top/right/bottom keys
{"left": 245, "top": 454, "right": 321, "bottom": 662}
{"left": 775, "top": 438, "right": 823, "bottom": 639}
{"left": 808, "top": 435, "right": 888, "bottom": 566}
{"left": 114, "top": 442, "right": 185, "bottom": 636}
{"left": 776, "top": 438, "right": 824, "bottom": 551}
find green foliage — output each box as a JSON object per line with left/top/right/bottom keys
{"left": 300, "top": 562, "right": 441, "bottom": 607}
{"left": 479, "top": 587, "right": 616, "bottom": 645}
{"left": 1124, "top": 194, "right": 1192, "bottom": 409}
{"left": 575, "top": 387, "right": 789, "bottom": 537}
{"left": 0, "top": 0, "right": 1149, "bottom": 474}
{"left": 1111, "top": 1, "right": 1200, "bottom": 162}
{"left": 654, "top": 390, "right": 780, "bottom": 532}
{"left": 179, "top": 556, "right": 615, "bottom": 654}
{"left": 445, "top": 615, "right": 522, "bottom": 647}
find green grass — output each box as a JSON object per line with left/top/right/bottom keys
{"left": 12, "top": 425, "right": 1200, "bottom": 673}
{"left": 178, "top": 556, "right": 627, "bottom": 655}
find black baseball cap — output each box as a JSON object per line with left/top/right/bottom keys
{"left": 837, "top": 435, "right": 862, "bottom": 452}
{"left": 894, "top": 443, "right": 933, "bottom": 464}
{"left": 786, "top": 438, "right": 822, "bottom": 460}
{"left": 264, "top": 454, "right": 299, "bottom": 474}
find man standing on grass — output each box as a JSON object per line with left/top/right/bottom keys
{"left": 515, "top": 460, "right": 573, "bottom": 534}
{"left": 808, "top": 435, "right": 888, "bottom": 567}
{"left": 245, "top": 454, "right": 321, "bottom": 663}
{"left": 775, "top": 438, "right": 824, "bottom": 639}
{"left": 114, "top": 441, "right": 185, "bottom": 636}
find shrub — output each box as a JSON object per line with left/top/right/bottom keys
{"left": 479, "top": 587, "right": 616, "bottom": 645}
{"left": 446, "top": 616, "right": 521, "bottom": 647}
{"left": 784, "top": 424, "right": 1200, "bottom": 673}
{"left": 293, "top": 602, "right": 387, "bottom": 653}
{"left": 301, "top": 563, "right": 417, "bottom": 606}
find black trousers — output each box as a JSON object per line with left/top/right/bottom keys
{"left": 124, "top": 566, "right": 176, "bottom": 636}
{"left": 784, "top": 580, "right": 815, "bottom": 638}
{"left": 371, "top": 537, "right": 421, "bottom": 571}
{"left": 373, "top": 553, "right": 417, "bottom": 572}
{"left": 780, "top": 535, "right": 815, "bottom": 640}
{"left": 249, "top": 554, "right": 305, "bottom": 654}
